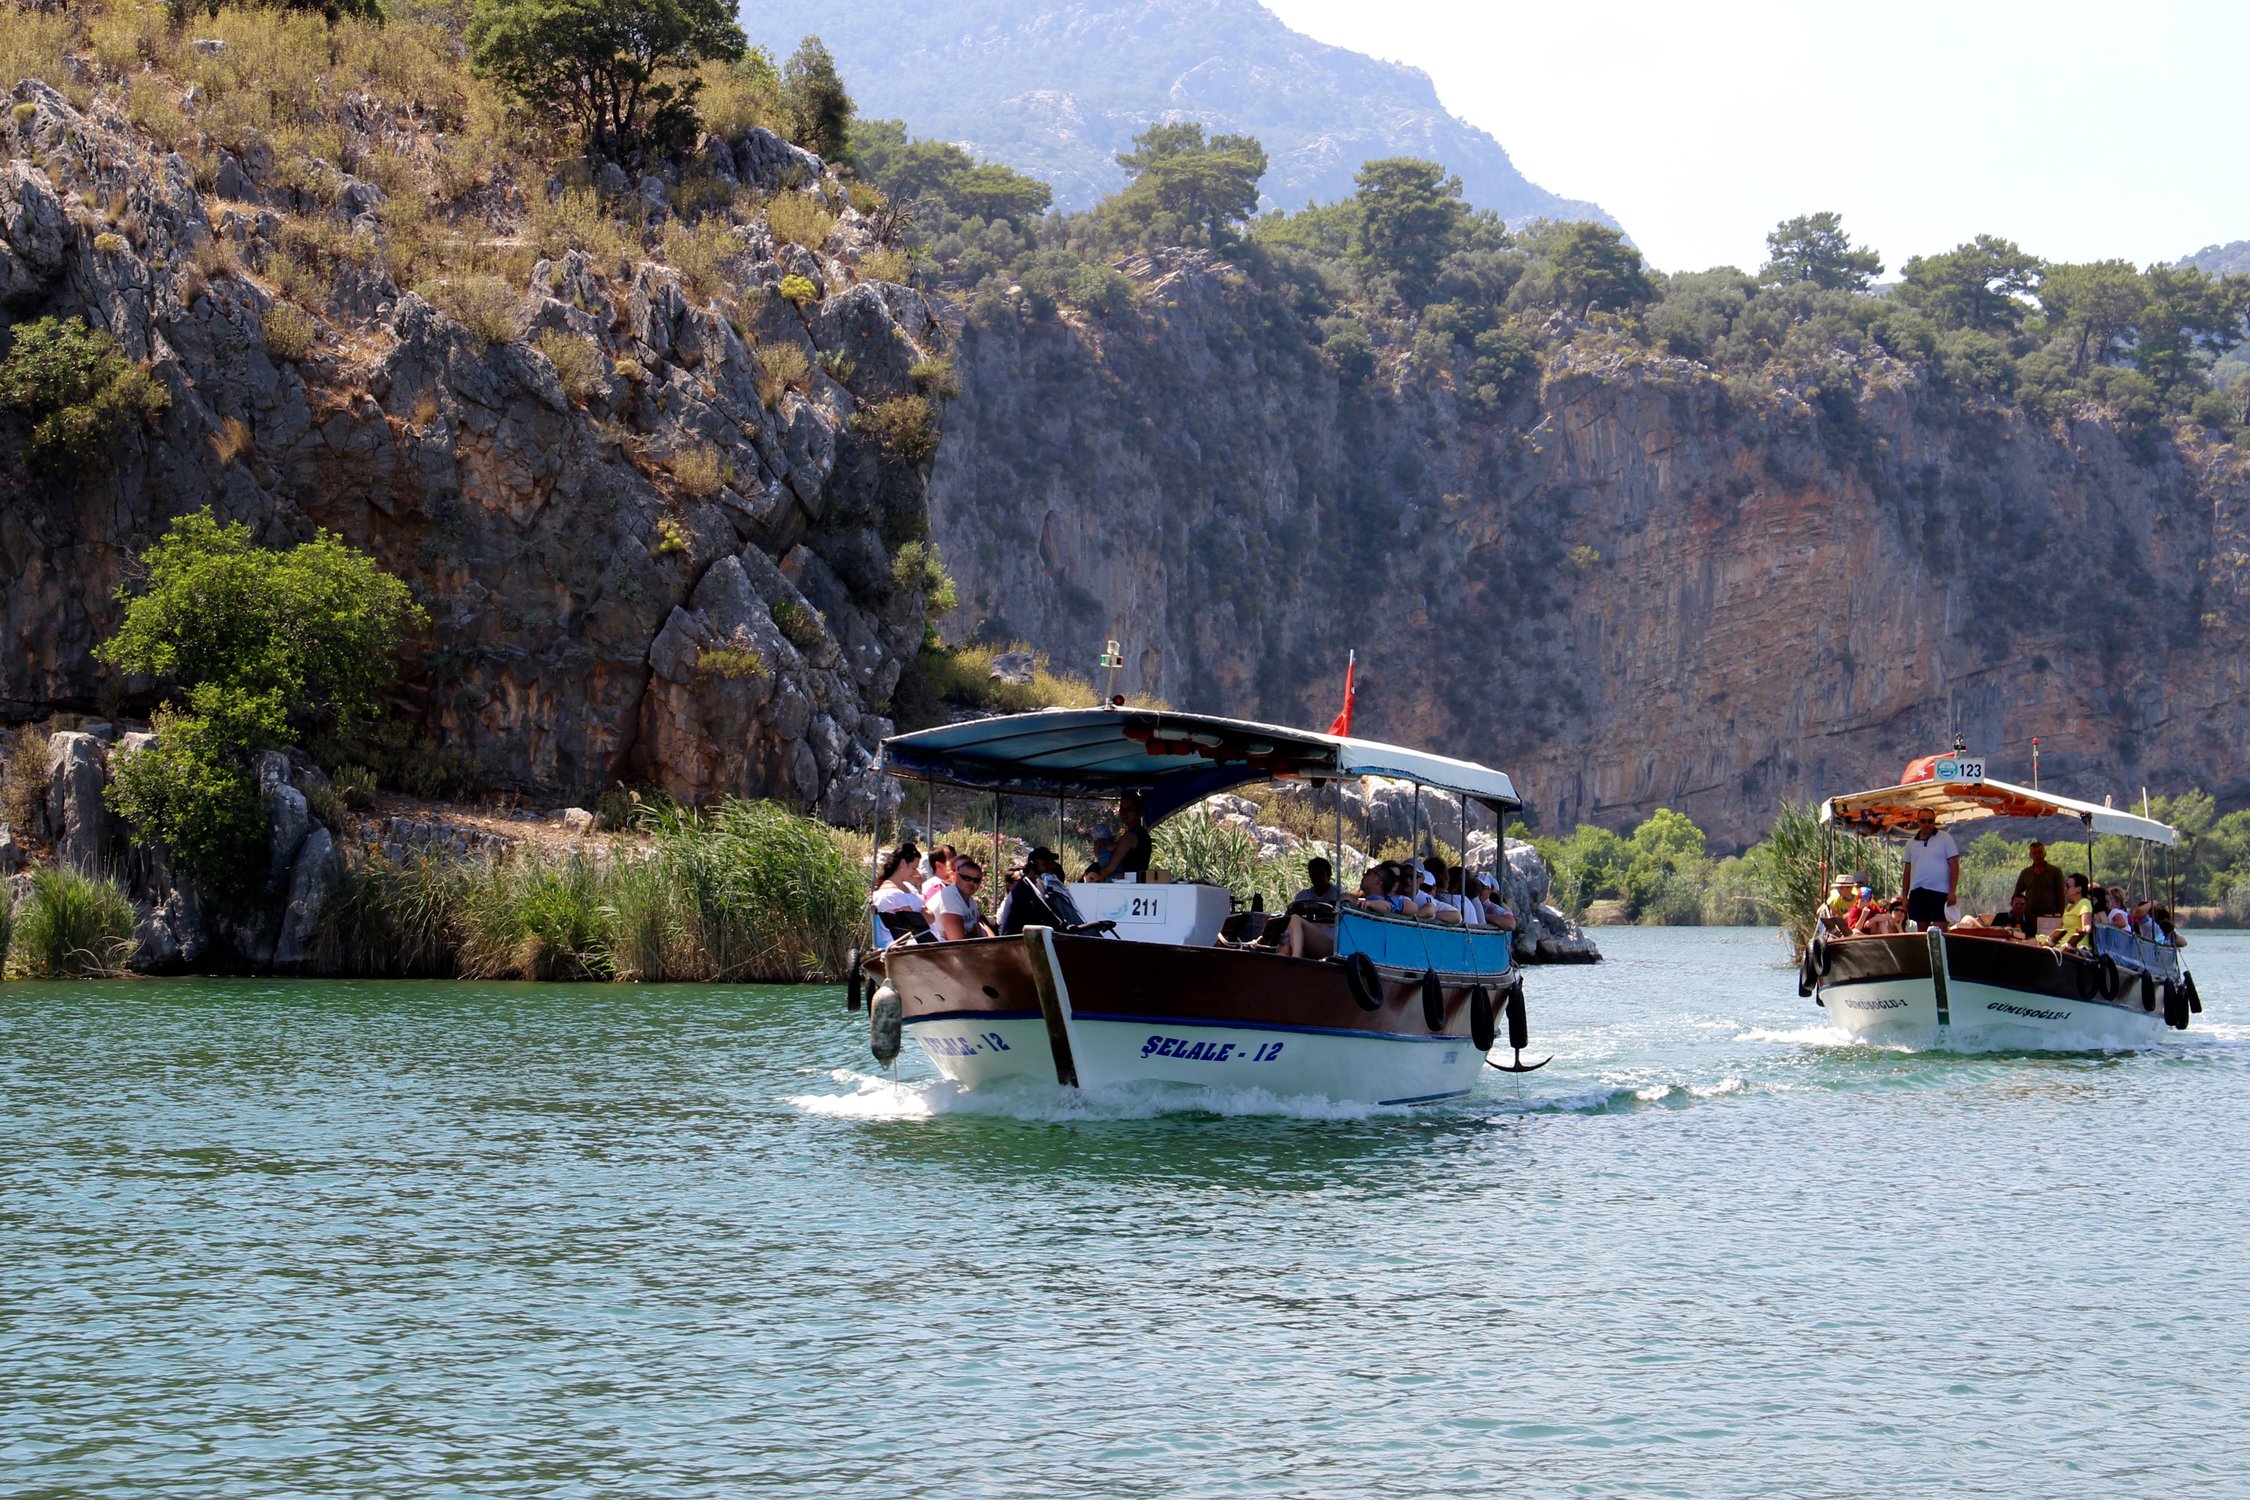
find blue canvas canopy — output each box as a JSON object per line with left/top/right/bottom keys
{"left": 881, "top": 708, "right": 1519, "bottom": 825}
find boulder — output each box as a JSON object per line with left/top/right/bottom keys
{"left": 272, "top": 825, "right": 336, "bottom": 969}
{"left": 988, "top": 650, "right": 1037, "bottom": 686}
{"left": 0, "top": 822, "right": 21, "bottom": 875}
{"left": 560, "top": 807, "right": 596, "bottom": 835}
{"left": 45, "top": 731, "right": 111, "bottom": 872}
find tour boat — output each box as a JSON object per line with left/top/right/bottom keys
{"left": 850, "top": 707, "right": 1540, "bottom": 1105}
{"left": 1806, "top": 754, "right": 2203, "bottom": 1049}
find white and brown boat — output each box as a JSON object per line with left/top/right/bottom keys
{"left": 1808, "top": 756, "right": 2204, "bottom": 1049}
{"left": 852, "top": 708, "right": 1541, "bottom": 1105}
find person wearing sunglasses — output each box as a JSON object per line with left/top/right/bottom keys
{"left": 928, "top": 856, "right": 994, "bottom": 940}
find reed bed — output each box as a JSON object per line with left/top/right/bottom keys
{"left": 313, "top": 798, "right": 866, "bottom": 983}
{"left": 7, "top": 868, "right": 140, "bottom": 978}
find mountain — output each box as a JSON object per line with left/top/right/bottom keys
{"left": 2180, "top": 241, "right": 2250, "bottom": 275}
{"left": 742, "top": 0, "right": 1616, "bottom": 225}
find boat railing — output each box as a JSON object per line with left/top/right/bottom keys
{"left": 1335, "top": 907, "right": 1515, "bottom": 980}
{"left": 2088, "top": 923, "right": 2185, "bottom": 982}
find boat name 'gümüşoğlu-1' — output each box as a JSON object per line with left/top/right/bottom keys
{"left": 1805, "top": 750, "right": 2203, "bottom": 1049}
{"left": 844, "top": 706, "right": 1543, "bottom": 1105}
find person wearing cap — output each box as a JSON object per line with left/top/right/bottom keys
{"left": 1473, "top": 871, "right": 1517, "bottom": 931}
{"left": 2010, "top": 842, "right": 2065, "bottom": 937}
{"left": 1422, "top": 857, "right": 1464, "bottom": 924}
{"left": 1901, "top": 808, "right": 1958, "bottom": 930}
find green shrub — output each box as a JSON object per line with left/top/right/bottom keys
{"left": 859, "top": 246, "right": 911, "bottom": 284}
{"left": 697, "top": 643, "right": 766, "bottom": 679}
{"left": 0, "top": 316, "right": 169, "bottom": 475}
{"left": 9, "top": 868, "right": 139, "bottom": 978}
{"left": 754, "top": 342, "right": 809, "bottom": 405}
{"left": 333, "top": 763, "right": 377, "bottom": 808}
{"left": 770, "top": 598, "right": 822, "bottom": 648}
{"left": 95, "top": 510, "right": 423, "bottom": 906}
{"left": 1064, "top": 262, "right": 1135, "bottom": 316}
{"left": 93, "top": 231, "right": 128, "bottom": 256}
{"left": 0, "top": 878, "right": 10, "bottom": 970}
{"left": 776, "top": 272, "right": 819, "bottom": 303}
{"left": 652, "top": 516, "right": 691, "bottom": 556}
{"left": 262, "top": 300, "right": 319, "bottom": 361}
{"left": 815, "top": 348, "right": 855, "bottom": 383}
{"left": 639, "top": 798, "right": 866, "bottom": 980}
{"left": 534, "top": 328, "right": 603, "bottom": 402}
{"left": 889, "top": 538, "right": 958, "bottom": 617}
{"left": 660, "top": 216, "right": 741, "bottom": 301}
{"left": 908, "top": 354, "right": 958, "bottom": 400}
{"left": 527, "top": 187, "right": 633, "bottom": 271}
{"left": 419, "top": 274, "right": 526, "bottom": 345}
{"left": 315, "top": 850, "right": 463, "bottom": 978}
{"left": 666, "top": 443, "right": 731, "bottom": 496}
{"left": 1, "top": 724, "right": 46, "bottom": 834}
{"left": 767, "top": 194, "right": 837, "bottom": 251}
{"left": 303, "top": 776, "right": 350, "bottom": 832}
{"left": 853, "top": 394, "right": 938, "bottom": 463}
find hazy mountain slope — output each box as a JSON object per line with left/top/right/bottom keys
{"left": 744, "top": 0, "right": 1615, "bottom": 225}
{"left": 2181, "top": 241, "right": 2250, "bottom": 275}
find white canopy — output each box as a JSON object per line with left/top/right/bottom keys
{"left": 1820, "top": 775, "right": 2177, "bottom": 846}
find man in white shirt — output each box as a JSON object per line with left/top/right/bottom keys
{"left": 926, "top": 857, "right": 991, "bottom": 941}
{"left": 1901, "top": 810, "right": 1959, "bottom": 931}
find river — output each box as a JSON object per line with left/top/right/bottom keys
{"left": 6, "top": 926, "right": 2248, "bottom": 1497}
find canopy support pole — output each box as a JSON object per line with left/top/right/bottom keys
{"left": 994, "top": 792, "right": 1002, "bottom": 894}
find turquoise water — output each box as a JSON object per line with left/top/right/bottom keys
{"left": 6, "top": 927, "right": 2249, "bottom": 1497}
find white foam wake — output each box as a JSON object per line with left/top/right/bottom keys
{"left": 787, "top": 1067, "right": 1414, "bottom": 1122}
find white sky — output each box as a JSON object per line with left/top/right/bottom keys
{"left": 1261, "top": 0, "right": 2247, "bottom": 275}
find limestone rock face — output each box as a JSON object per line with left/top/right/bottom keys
{"left": 0, "top": 82, "right": 943, "bottom": 815}
{"left": 933, "top": 251, "right": 2250, "bottom": 847}
{"left": 44, "top": 732, "right": 111, "bottom": 872}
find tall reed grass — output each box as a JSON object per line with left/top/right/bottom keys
{"left": 9, "top": 868, "right": 140, "bottom": 977}
{"left": 313, "top": 799, "right": 866, "bottom": 982}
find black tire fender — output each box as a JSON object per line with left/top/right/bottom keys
{"left": 1421, "top": 967, "right": 1445, "bottom": 1032}
{"left": 1797, "top": 945, "right": 1819, "bottom": 999}
{"left": 845, "top": 947, "right": 864, "bottom": 1012}
{"left": 1469, "top": 983, "right": 1497, "bottom": 1051}
{"left": 1505, "top": 979, "right": 1530, "bottom": 1053}
{"left": 1810, "top": 935, "right": 1831, "bottom": 976}
{"left": 2074, "top": 957, "right": 2099, "bottom": 1001}
{"left": 2185, "top": 973, "right": 2203, "bottom": 1014}
{"left": 2095, "top": 954, "right": 2120, "bottom": 1001}
{"left": 2165, "top": 980, "right": 2192, "bottom": 1030}
{"left": 1341, "top": 951, "right": 1383, "bottom": 1012}
{"left": 2141, "top": 972, "right": 2159, "bottom": 1013}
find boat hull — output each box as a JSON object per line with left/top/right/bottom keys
{"left": 1819, "top": 931, "right": 2174, "bottom": 1049}
{"left": 880, "top": 928, "right": 1507, "bottom": 1105}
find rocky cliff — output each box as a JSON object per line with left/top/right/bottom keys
{"left": 931, "top": 251, "right": 2250, "bottom": 846}
{"left": 0, "top": 78, "right": 945, "bottom": 821}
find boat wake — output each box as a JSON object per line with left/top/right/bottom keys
{"left": 788, "top": 1068, "right": 1414, "bottom": 1122}
{"left": 1739, "top": 1021, "right": 2182, "bottom": 1058}
{"left": 1481, "top": 1075, "right": 1762, "bottom": 1116}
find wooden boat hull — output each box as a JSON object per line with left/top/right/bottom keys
{"left": 1817, "top": 930, "right": 2179, "bottom": 1049}
{"left": 879, "top": 929, "right": 1509, "bottom": 1105}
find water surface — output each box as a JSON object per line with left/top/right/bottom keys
{"left": 6, "top": 928, "right": 2248, "bottom": 1497}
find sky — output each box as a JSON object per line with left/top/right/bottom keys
{"left": 1261, "top": 0, "right": 2247, "bottom": 275}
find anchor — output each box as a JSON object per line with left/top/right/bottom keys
{"left": 1483, "top": 981, "right": 1551, "bottom": 1071}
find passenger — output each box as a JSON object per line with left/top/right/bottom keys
{"left": 927, "top": 856, "right": 992, "bottom": 941}
{"left": 2043, "top": 873, "right": 2094, "bottom": 948}
{"left": 2010, "top": 842, "right": 2066, "bottom": 937}
{"left": 1097, "top": 792, "right": 1151, "bottom": 882}
{"left": 2154, "top": 905, "right": 2187, "bottom": 948}
{"left": 1422, "top": 857, "right": 1463, "bottom": 924}
{"left": 920, "top": 845, "right": 956, "bottom": 905}
{"left": 1901, "top": 809, "right": 1959, "bottom": 931}
{"left": 1355, "top": 864, "right": 1404, "bottom": 915}
{"left": 1291, "top": 857, "right": 1341, "bottom": 908}
{"left": 1080, "top": 863, "right": 1107, "bottom": 884}
{"left": 870, "top": 842, "right": 931, "bottom": 944}
{"left": 2105, "top": 886, "right": 2132, "bottom": 929}
{"left": 997, "top": 847, "right": 1067, "bottom": 934}
{"left": 1846, "top": 884, "right": 1879, "bottom": 932}
{"left": 1473, "top": 872, "right": 1517, "bottom": 931}
{"left": 1817, "top": 875, "right": 1859, "bottom": 935}
{"left": 1857, "top": 896, "right": 1906, "bottom": 936}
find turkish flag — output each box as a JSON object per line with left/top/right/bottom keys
{"left": 1326, "top": 651, "right": 1356, "bottom": 737}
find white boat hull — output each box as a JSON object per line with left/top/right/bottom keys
{"left": 1825, "top": 972, "right": 2172, "bottom": 1050}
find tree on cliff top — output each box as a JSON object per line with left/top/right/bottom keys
{"left": 467, "top": 0, "right": 746, "bottom": 160}
{"left": 1351, "top": 157, "right": 1468, "bottom": 305}
{"left": 1106, "top": 122, "right": 1269, "bottom": 245}
{"left": 96, "top": 511, "right": 425, "bottom": 906}
{"left": 780, "top": 36, "right": 853, "bottom": 161}
{"left": 850, "top": 118, "right": 1053, "bottom": 230}
{"left": 1760, "top": 212, "right": 1882, "bottom": 292}
{"left": 1899, "top": 235, "right": 2042, "bottom": 334}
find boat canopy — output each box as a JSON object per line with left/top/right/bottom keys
{"left": 1819, "top": 775, "right": 2177, "bottom": 846}
{"left": 881, "top": 707, "right": 1519, "bottom": 825}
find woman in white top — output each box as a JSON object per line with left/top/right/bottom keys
{"left": 926, "top": 856, "right": 991, "bottom": 941}
{"left": 870, "top": 844, "right": 928, "bottom": 941}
